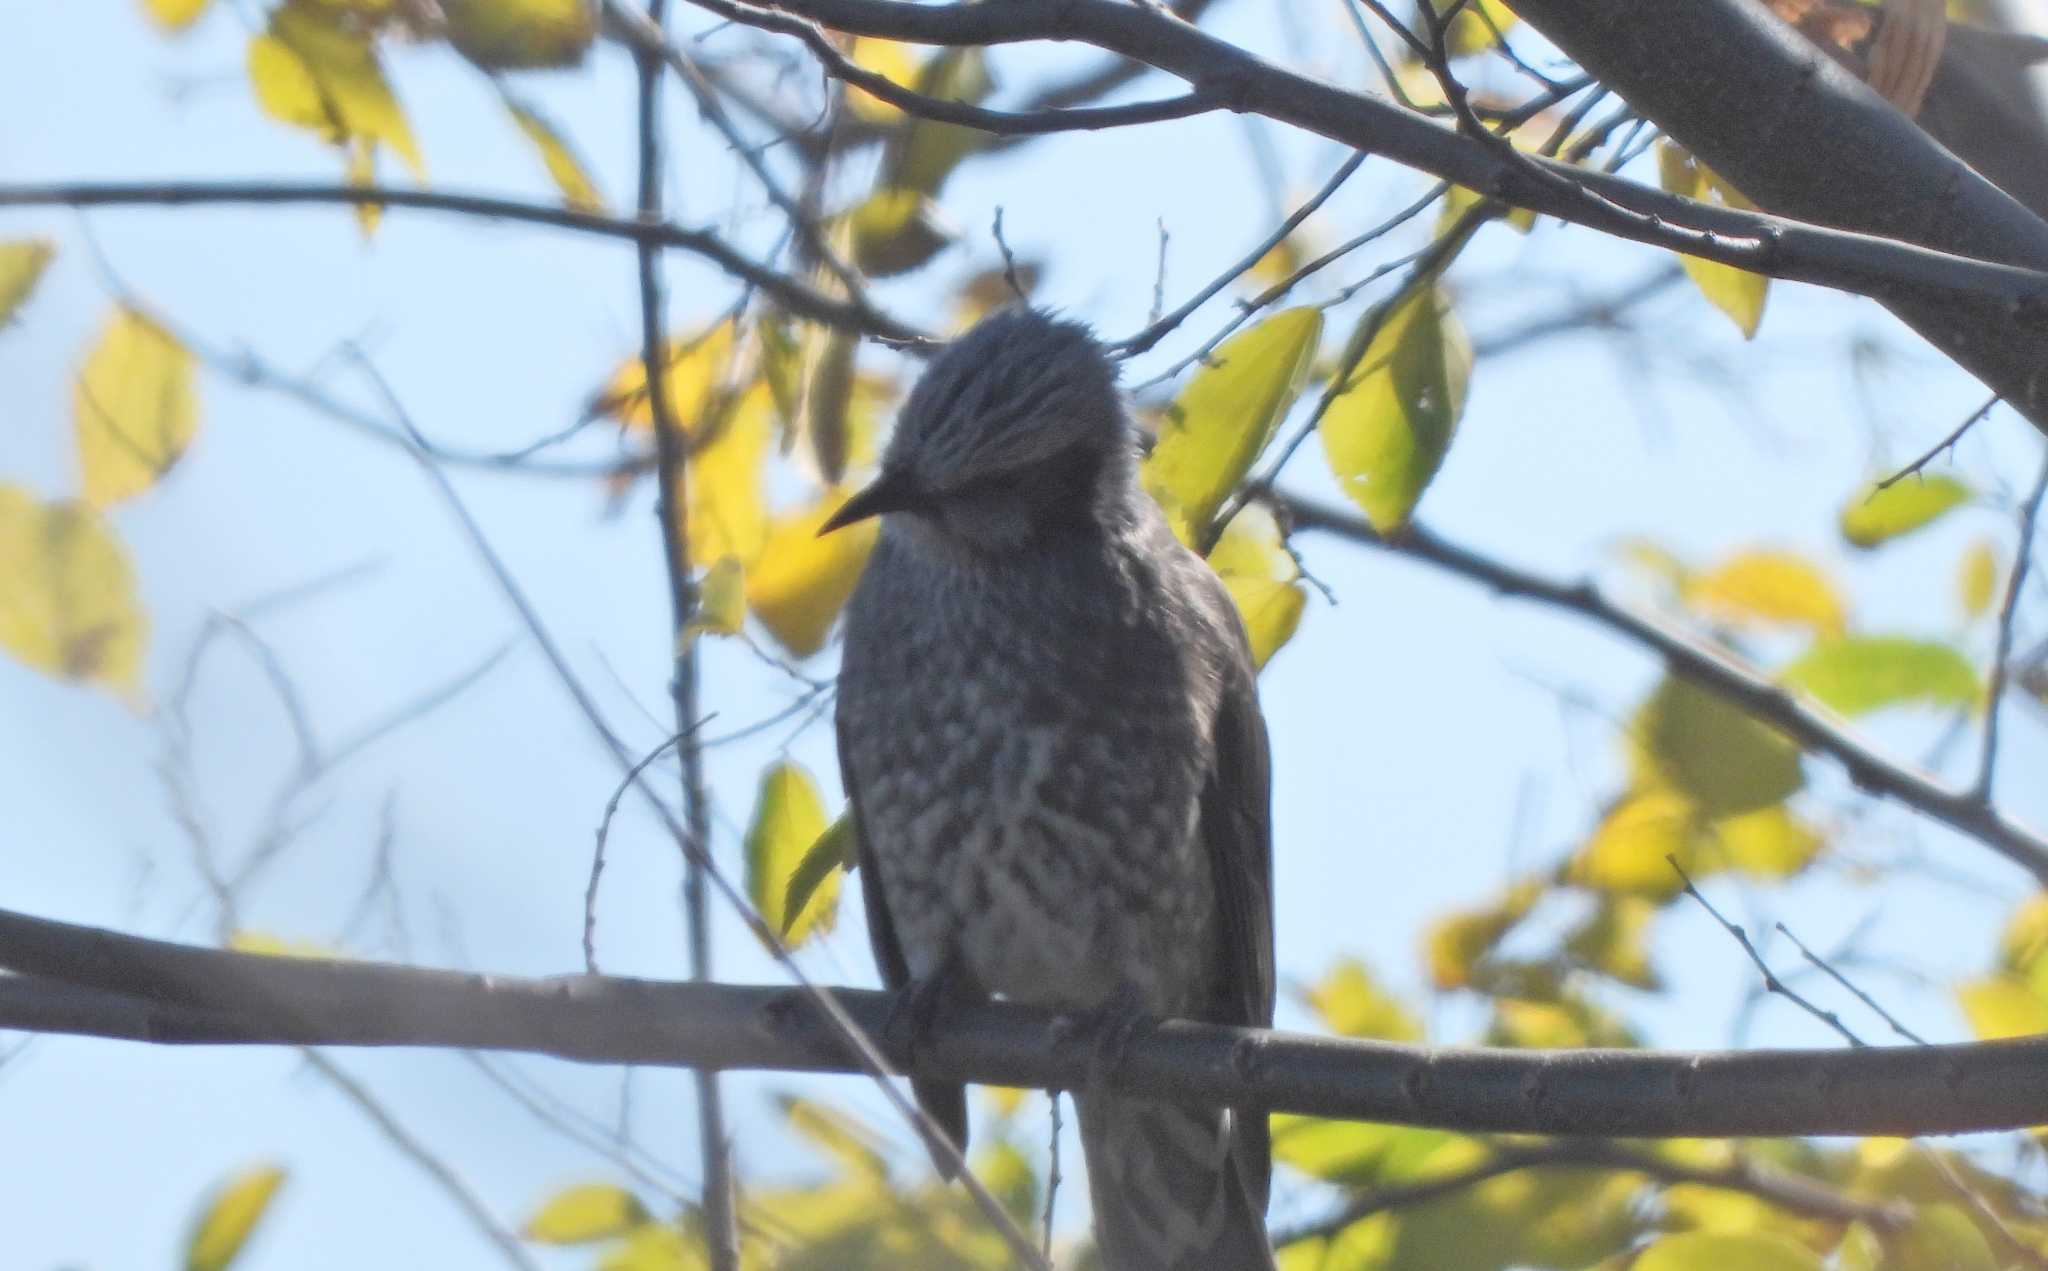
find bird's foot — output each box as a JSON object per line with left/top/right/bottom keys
{"left": 886, "top": 963, "right": 975, "bottom": 1068}
{"left": 1067, "top": 984, "right": 1155, "bottom": 1090}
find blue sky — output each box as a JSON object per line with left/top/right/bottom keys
{"left": 3, "top": 3, "right": 2046, "bottom": 1267}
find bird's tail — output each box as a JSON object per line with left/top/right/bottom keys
{"left": 1076, "top": 1091, "right": 1274, "bottom": 1271}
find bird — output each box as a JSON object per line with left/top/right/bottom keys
{"left": 825, "top": 308, "right": 1276, "bottom": 1270}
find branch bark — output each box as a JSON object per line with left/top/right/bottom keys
{"left": 6, "top": 907, "right": 2048, "bottom": 1139}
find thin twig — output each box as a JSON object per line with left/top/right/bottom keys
{"left": 1671, "top": 858, "right": 1864, "bottom": 1046}
{"left": 1975, "top": 446, "right": 2048, "bottom": 800}
{"left": 1878, "top": 393, "right": 2001, "bottom": 489}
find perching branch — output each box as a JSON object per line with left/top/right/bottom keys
{"left": 6, "top": 907, "right": 2048, "bottom": 1138}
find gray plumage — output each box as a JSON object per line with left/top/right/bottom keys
{"left": 831, "top": 309, "right": 1276, "bottom": 1270}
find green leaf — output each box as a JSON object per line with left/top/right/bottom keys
{"left": 185, "top": 1163, "right": 287, "bottom": 1271}
{"left": 1840, "top": 475, "right": 1971, "bottom": 548}
{"left": 1298, "top": 958, "right": 1422, "bottom": 1040}
{"left": 505, "top": 98, "right": 603, "bottom": 212}
{"left": 1319, "top": 284, "right": 1472, "bottom": 533}
{"left": 1206, "top": 504, "right": 1307, "bottom": 669}
{"left": 783, "top": 814, "right": 854, "bottom": 938}
{"left": 1632, "top": 1231, "right": 1822, "bottom": 1271}
{"left": 521, "top": 1183, "right": 650, "bottom": 1245}
{"left": 75, "top": 306, "right": 199, "bottom": 507}
{"left": 1142, "top": 306, "right": 1322, "bottom": 544}
{"left": 1633, "top": 676, "right": 1803, "bottom": 816}
{"left": 1862, "top": 1204, "right": 1998, "bottom": 1271}
{"left": 848, "top": 188, "right": 954, "bottom": 277}
{"left": 1564, "top": 894, "right": 1661, "bottom": 989}
{"left": 0, "top": 240, "right": 54, "bottom": 327}
{"left": 1657, "top": 143, "right": 1769, "bottom": 338}
{"left": 1270, "top": 1117, "right": 1452, "bottom": 1185}
{"left": 883, "top": 48, "right": 994, "bottom": 195}
{"left": 1781, "top": 635, "right": 1980, "bottom": 716}
{"left": 442, "top": 0, "right": 597, "bottom": 70}
{"left": 744, "top": 761, "right": 840, "bottom": 945}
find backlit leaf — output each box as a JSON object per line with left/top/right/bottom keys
{"left": 506, "top": 99, "right": 602, "bottom": 211}
{"left": 1564, "top": 894, "right": 1661, "bottom": 989}
{"left": 782, "top": 1095, "right": 890, "bottom": 1179}
{"left": 1568, "top": 787, "right": 1697, "bottom": 898}
{"left": 783, "top": 814, "right": 853, "bottom": 943}
{"left": 1685, "top": 549, "right": 1846, "bottom": 637}
{"left": 883, "top": 48, "right": 994, "bottom": 195}
{"left": 745, "top": 761, "right": 839, "bottom": 946}
{"left": 680, "top": 387, "right": 773, "bottom": 570}
{"left": 848, "top": 188, "right": 954, "bottom": 277}
{"left": 1444, "top": 0, "right": 1519, "bottom": 56}
{"left": 75, "top": 306, "right": 199, "bottom": 506}
{"left": 444, "top": 0, "right": 597, "bottom": 69}
{"left": 1658, "top": 143, "right": 1769, "bottom": 338}
{"left": 1319, "top": 284, "right": 1472, "bottom": 533}
{"left": 0, "top": 486, "right": 149, "bottom": 700}
{"left": 1379, "top": 1134, "right": 1646, "bottom": 1269}
{"left": 746, "top": 489, "right": 879, "bottom": 657}
{"left": 1633, "top": 676, "right": 1803, "bottom": 816}
{"left": 681, "top": 556, "right": 745, "bottom": 645}
{"left": 345, "top": 137, "right": 381, "bottom": 237}
{"left": 1839, "top": 475, "right": 1971, "bottom": 548}
{"left": 1207, "top": 504, "right": 1306, "bottom": 670}
{"left": 846, "top": 37, "right": 920, "bottom": 122}
{"left": 1781, "top": 635, "right": 1979, "bottom": 715}
{"left": 1858, "top": 1204, "right": 1999, "bottom": 1271}
{"left": 585, "top": 320, "right": 738, "bottom": 432}
{"left": 227, "top": 931, "right": 338, "bottom": 959}
{"left": 0, "top": 240, "right": 54, "bottom": 326}
{"left": 1956, "top": 973, "right": 2048, "bottom": 1039}
{"left": 143, "top": 0, "right": 212, "bottom": 30}
{"left": 1270, "top": 1117, "right": 1451, "bottom": 1185}
{"left": 1143, "top": 306, "right": 1322, "bottom": 543}
{"left": 521, "top": 1183, "right": 649, "bottom": 1244}
{"left": 1423, "top": 880, "right": 1540, "bottom": 989}
{"left": 1299, "top": 958, "right": 1422, "bottom": 1041}
{"left": 1632, "top": 1230, "right": 1822, "bottom": 1271}
{"left": 597, "top": 1223, "right": 703, "bottom": 1271}
{"left": 1713, "top": 803, "right": 1824, "bottom": 879}
{"left": 1957, "top": 537, "right": 1999, "bottom": 619}
{"left": 806, "top": 327, "right": 858, "bottom": 485}
{"left": 248, "top": 2, "right": 424, "bottom": 179}
{"left": 184, "top": 1163, "right": 287, "bottom": 1271}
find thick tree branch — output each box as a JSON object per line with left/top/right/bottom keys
{"left": 5, "top": 908, "right": 2048, "bottom": 1139}
{"left": 729, "top": 0, "right": 2048, "bottom": 435}
{"left": 0, "top": 181, "right": 924, "bottom": 343}
{"left": 1277, "top": 494, "right": 2048, "bottom": 885}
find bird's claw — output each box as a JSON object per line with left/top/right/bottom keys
{"left": 1073, "top": 984, "right": 1154, "bottom": 1089}
{"left": 886, "top": 964, "right": 972, "bottom": 1067}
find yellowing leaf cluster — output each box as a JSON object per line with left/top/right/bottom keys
{"left": 1207, "top": 504, "right": 1306, "bottom": 670}
{"left": 521, "top": 1183, "right": 650, "bottom": 1244}
{"left": 247, "top": 2, "right": 423, "bottom": 180}
{"left": 506, "top": 98, "right": 603, "bottom": 211}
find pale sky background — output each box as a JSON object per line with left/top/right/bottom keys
{"left": 3, "top": 3, "right": 2047, "bottom": 1268}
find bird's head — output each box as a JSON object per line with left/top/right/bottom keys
{"left": 819, "top": 308, "right": 1132, "bottom": 553}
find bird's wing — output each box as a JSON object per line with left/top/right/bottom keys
{"left": 1194, "top": 577, "right": 1277, "bottom": 1207}
{"left": 834, "top": 704, "right": 971, "bottom": 1168}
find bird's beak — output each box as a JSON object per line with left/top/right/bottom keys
{"left": 818, "top": 468, "right": 922, "bottom": 536}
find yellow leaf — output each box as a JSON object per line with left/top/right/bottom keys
{"left": 782, "top": 1095, "right": 890, "bottom": 1179}
{"left": 1685, "top": 549, "right": 1846, "bottom": 637}
{"left": 184, "top": 1163, "right": 287, "bottom": 1271}
{"left": 74, "top": 307, "right": 199, "bottom": 507}
{"left": 847, "top": 188, "right": 954, "bottom": 277}
{"left": 879, "top": 49, "right": 996, "bottom": 196}
{"left": 983, "top": 1085, "right": 1032, "bottom": 1119}
{"left": 1712, "top": 803, "right": 1824, "bottom": 880}
{"left": 1632, "top": 675, "right": 1803, "bottom": 816}
{"left": 1444, "top": 0, "right": 1519, "bottom": 56}
{"left": 521, "top": 1183, "right": 649, "bottom": 1244}
{"left": 1564, "top": 894, "right": 1661, "bottom": 989}
{"left": 587, "top": 321, "right": 738, "bottom": 433}
{"left": 1207, "top": 504, "right": 1306, "bottom": 670}
{"left": 1840, "top": 475, "right": 1972, "bottom": 548}
{"left": 1632, "top": 1230, "right": 1822, "bottom": 1271}
{"left": 1567, "top": 787, "right": 1698, "bottom": 898}
{"left": 1144, "top": 306, "right": 1323, "bottom": 543}
{"left": 1423, "top": 880, "right": 1541, "bottom": 989}
{"left": 1319, "top": 284, "right": 1472, "bottom": 534}
{"left": 248, "top": 2, "right": 424, "bottom": 179}
{"left": 1957, "top": 537, "right": 1999, "bottom": 618}
{"left": 444, "top": 0, "right": 596, "bottom": 69}
{"left": 506, "top": 99, "right": 603, "bottom": 212}
{"left": 745, "top": 490, "right": 878, "bottom": 657}
{"left": 345, "top": 137, "right": 381, "bottom": 238}
{"left": 745, "top": 761, "right": 840, "bottom": 946}
{"left": 1658, "top": 143, "right": 1769, "bottom": 338}
{"left": 1998, "top": 894, "right": 2048, "bottom": 976}
{"left": 781, "top": 814, "right": 853, "bottom": 944}
{"left": 143, "top": 0, "right": 213, "bottom": 29}
{"left": 1780, "top": 636, "right": 1980, "bottom": 716}
{"left": 598, "top": 1223, "right": 705, "bottom": 1271}
{"left": 1299, "top": 958, "right": 1422, "bottom": 1040}
{"left": 682, "top": 556, "right": 745, "bottom": 645}
{"left": 846, "top": 37, "right": 920, "bottom": 122}
{"left": 1865, "top": 1204, "right": 1999, "bottom": 1271}
{"left": 683, "top": 388, "right": 773, "bottom": 568}
{"left": 0, "top": 486, "right": 149, "bottom": 699}
{"left": 227, "top": 931, "right": 338, "bottom": 959}
{"left": 1956, "top": 973, "right": 2048, "bottom": 1039}
{"left": 1487, "top": 993, "right": 1636, "bottom": 1049}
{"left": 0, "top": 239, "right": 54, "bottom": 326}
